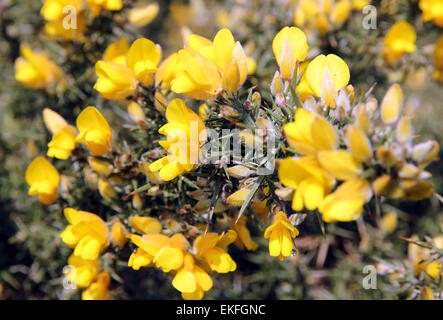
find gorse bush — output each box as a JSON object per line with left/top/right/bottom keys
{"left": 1, "top": 0, "right": 443, "bottom": 300}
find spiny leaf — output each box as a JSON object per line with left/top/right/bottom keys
{"left": 235, "top": 175, "right": 265, "bottom": 224}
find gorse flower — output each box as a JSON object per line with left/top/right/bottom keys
{"left": 419, "top": 0, "right": 443, "bottom": 27}
{"left": 43, "top": 108, "right": 77, "bottom": 160}
{"left": 319, "top": 178, "right": 372, "bottom": 222}
{"left": 98, "top": 178, "right": 117, "bottom": 202}
{"left": 86, "top": 0, "right": 122, "bottom": 17}
{"left": 60, "top": 208, "right": 109, "bottom": 260}
{"left": 149, "top": 99, "right": 207, "bottom": 181}
{"left": 305, "top": 54, "right": 350, "bottom": 107}
{"left": 103, "top": 38, "right": 130, "bottom": 65}
{"left": 94, "top": 60, "right": 138, "bottom": 100}
{"left": 283, "top": 108, "right": 339, "bottom": 156}
{"left": 383, "top": 21, "right": 416, "bottom": 66}
{"left": 293, "top": 0, "right": 354, "bottom": 34}
{"left": 127, "top": 233, "right": 170, "bottom": 270}
{"left": 171, "top": 28, "right": 248, "bottom": 99}
{"left": 155, "top": 53, "right": 180, "bottom": 91}
{"left": 40, "top": 0, "right": 86, "bottom": 41}
{"left": 66, "top": 254, "right": 100, "bottom": 288}
{"left": 232, "top": 215, "right": 259, "bottom": 251}
{"left": 129, "top": 216, "right": 163, "bottom": 234}
{"left": 272, "top": 26, "right": 309, "bottom": 80}
{"left": 82, "top": 272, "right": 111, "bottom": 300}
{"left": 264, "top": 211, "right": 299, "bottom": 261}
{"left": 194, "top": 230, "right": 237, "bottom": 273}
{"left": 409, "top": 235, "right": 443, "bottom": 279}
{"left": 75, "top": 106, "right": 113, "bottom": 156}
{"left": 94, "top": 37, "right": 161, "bottom": 99}
{"left": 14, "top": 44, "right": 64, "bottom": 90}
{"left": 172, "top": 252, "right": 213, "bottom": 300}
{"left": 278, "top": 156, "right": 335, "bottom": 211}
{"left": 128, "top": 2, "right": 160, "bottom": 27}
{"left": 25, "top": 156, "right": 60, "bottom": 205}
{"left": 111, "top": 219, "right": 127, "bottom": 248}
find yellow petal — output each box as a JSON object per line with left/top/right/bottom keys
{"left": 318, "top": 150, "right": 362, "bottom": 180}
{"left": 43, "top": 108, "right": 68, "bottom": 134}
{"left": 129, "top": 216, "right": 162, "bottom": 234}
{"left": 345, "top": 125, "right": 372, "bottom": 162}
{"left": 381, "top": 83, "right": 403, "bottom": 124}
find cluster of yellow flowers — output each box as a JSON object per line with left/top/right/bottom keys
{"left": 293, "top": 0, "right": 370, "bottom": 34}
{"left": 60, "top": 208, "right": 111, "bottom": 299}
{"left": 14, "top": 45, "right": 65, "bottom": 90}
{"left": 40, "top": 0, "right": 161, "bottom": 41}
{"left": 15, "top": 0, "right": 442, "bottom": 300}
{"left": 127, "top": 225, "right": 237, "bottom": 300}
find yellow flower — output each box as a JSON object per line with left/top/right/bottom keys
{"left": 41, "top": 0, "right": 84, "bottom": 21}
{"left": 296, "top": 61, "right": 316, "bottom": 101}
{"left": 344, "top": 125, "right": 372, "bottom": 163}
{"left": 127, "top": 101, "right": 145, "bottom": 122}
{"left": 82, "top": 272, "right": 111, "bottom": 300}
{"left": 25, "top": 156, "right": 60, "bottom": 205}
{"left": 75, "top": 107, "right": 113, "bottom": 156}
{"left": 381, "top": 211, "right": 398, "bottom": 234}
{"left": 155, "top": 53, "right": 180, "bottom": 91}
{"left": 264, "top": 211, "right": 299, "bottom": 261}
{"left": 272, "top": 26, "right": 309, "bottom": 80}
{"left": 47, "top": 126, "right": 77, "bottom": 160}
{"left": 419, "top": 0, "right": 443, "bottom": 27}
{"left": 194, "top": 230, "right": 237, "bottom": 273}
{"left": 60, "top": 208, "right": 109, "bottom": 260}
{"left": 171, "top": 28, "right": 248, "bottom": 99}
{"left": 127, "top": 38, "right": 162, "bottom": 87}
{"left": 380, "top": 83, "right": 403, "bottom": 125}
{"left": 111, "top": 220, "right": 127, "bottom": 248}
{"left": 42, "top": 108, "right": 69, "bottom": 136}
{"left": 421, "top": 287, "right": 434, "bottom": 300}
{"left": 316, "top": 14, "right": 330, "bottom": 34}
{"left": 44, "top": 15, "right": 87, "bottom": 41}
{"left": 88, "top": 158, "right": 113, "bottom": 176}
{"left": 279, "top": 156, "right": 335, "bottom": 211}
{"left": 246, "top": 56, "right": 257, "bottom": 75}
{"left": 305, "top": 54, "right": 350, "bottom": 108}
{"left": 128, "top": 2, "right": 159, "bottom": 27}
{"left": 43, "top": 108, "right": 77, "bottom": 160}
{"left": 409, "top": 235, "right": 443, "bottom": 279}
{"left": 129, "top": 216, "right": 162, "bottom": 234}
{"left": 172, "top": 252, "right": 213, "bottom": 300}
{"left": 103, "top": 38, "right": 129, "bottom": 65}
{"left": 98, "top": 178, "right": 117, "bottom": 202}
{"left": 319, "top": 178, "right": 372, "bottom": 222}
{"left": 283, "top": 108, "right": 338, "bottom": 156}
{"left": 318, "top": 150, "right": 363, "bottom": 180}
{"left": 352, "top": 0, "right": 370, "bottom": 10}
{"left": 330, "top": 0, "right": 351, "bottom": 26}
{"left": 149, "top": 99, "right": 206, "bottom": 181}
{"left": 40, "top": 0, "right": 86, "bottom": 41}
{"left": 94, "top": 37, "right": 160, "bottom": 98}
{"left": 129, "top": 233, "right": 191, "bottom": 274}
{"left": 14, "top": 44, "right": 64, "bottom": 89}
{"left": 232, "top": 215, "right": 259, "bottom": 251}
{"left": 127, "top": 233, "right": 170, "bottom": 270}
{"left": 94, "top": 60, "right": 137, "bottom": 100}
{"left": 86, "top": 0, "right": 122, "bottom": 17}
{"left": 383, "top": 21, "right": 416, "bottom": 65}
{"left": 66, "top": 254, "right": 100, "bottom": 288}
